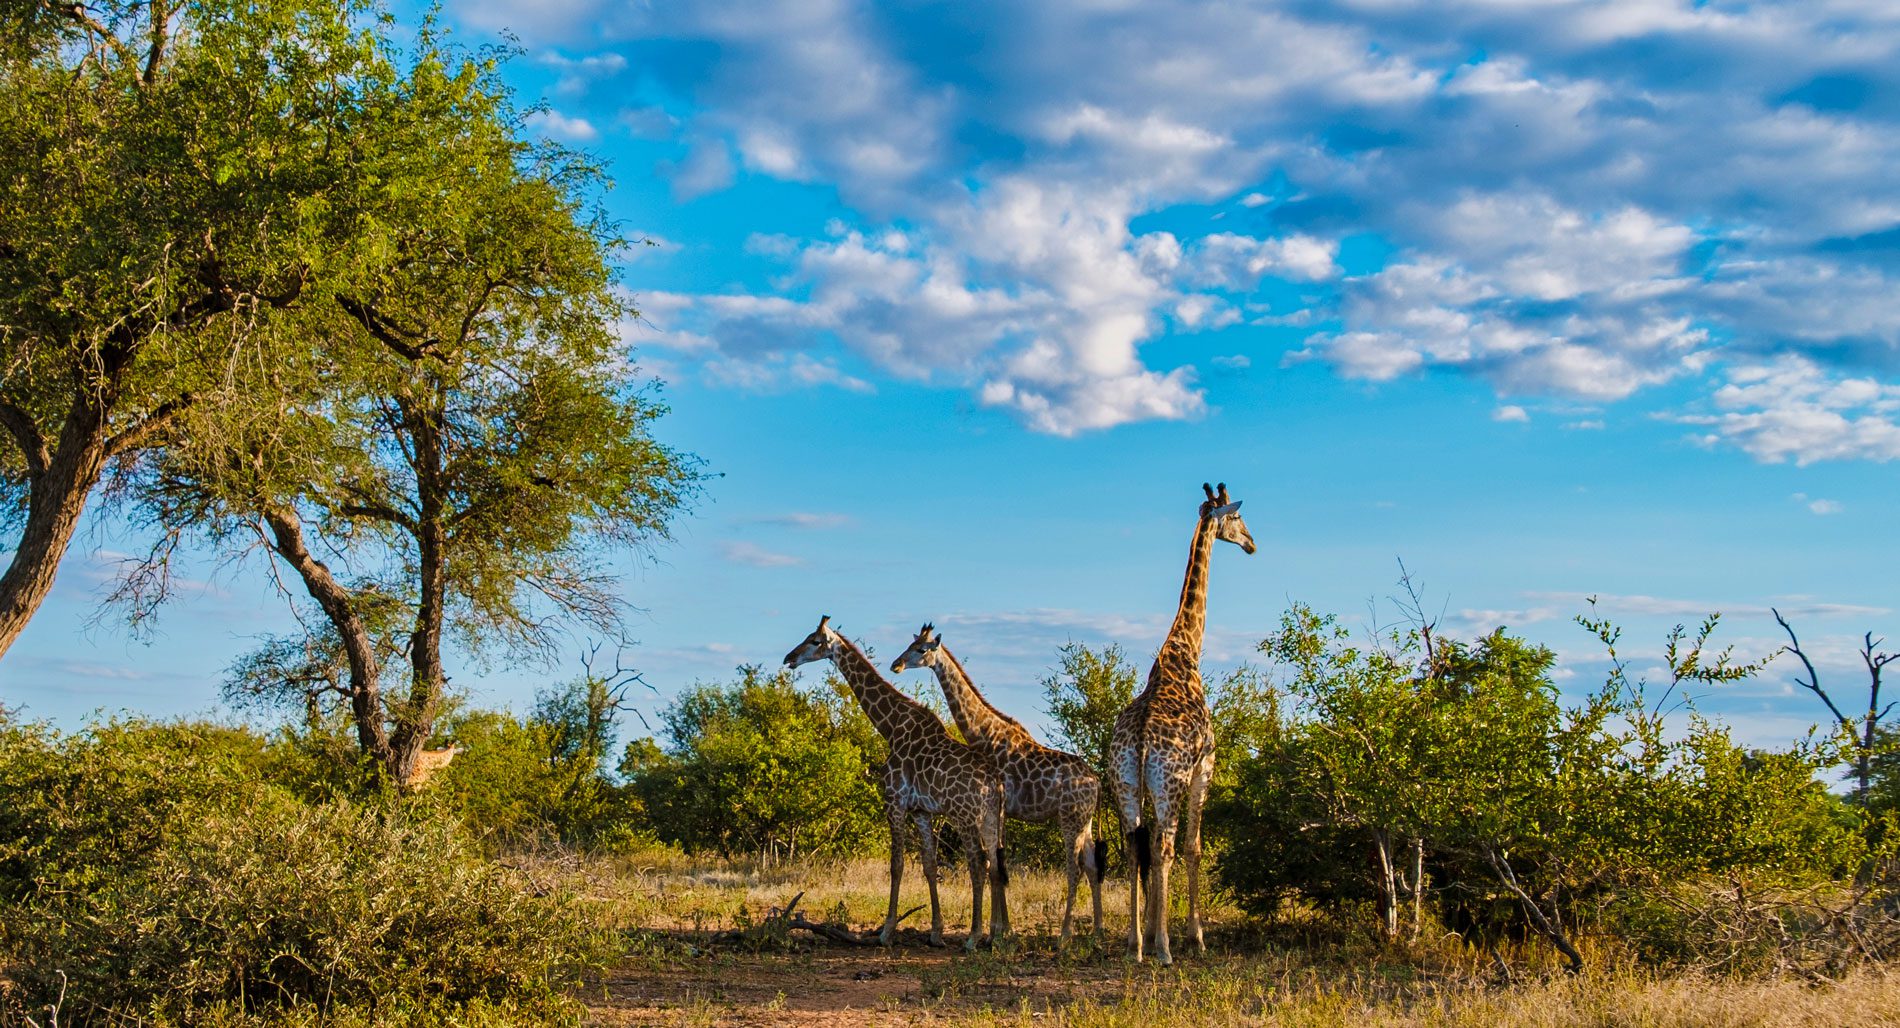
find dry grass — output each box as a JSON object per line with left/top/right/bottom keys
{"left": 550, "top": 846, "right": 1900, "bottom": 1027}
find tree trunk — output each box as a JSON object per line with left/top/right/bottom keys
{"left": 391, "top": 384, "right": 449, "bottom": 784}
{"left": 1409, "top": 836, "right": 1426, "bottom": 940}
{"left": 0, "top": 396, "right": 111, "bottom": 661}
{"left": 1371, "top": 828, "right": 1399, "bottom": 944}
{"left": 260, "top": 505, "right": 394, "bottom": 772}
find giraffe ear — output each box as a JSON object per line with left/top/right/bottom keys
{"left": 1210, "top": 501, "right": 1240, "bottom": 517}
{"left": 1202, "top": 482, "right": 1215, "bottom": 501}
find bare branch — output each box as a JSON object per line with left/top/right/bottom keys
{"left": 1772, "top": 608, "right": 1853, "bottom": 732}
{"left": 337, "top": 296, "right": 437, "bottom": 362}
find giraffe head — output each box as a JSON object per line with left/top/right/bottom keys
{"left": 889, "top": 622, "right": 945, "bottom": 675}
{"left": 1201, "top": 482, "right": 1256, "bottom": 554}
{"left": 783, "top": 614, "right": 847, "bottom": 668}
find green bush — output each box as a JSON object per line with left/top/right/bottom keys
{"left": 0, "top": 718, "right": 613, "bottom": 1026}
{"left": 425, "top": 708, "right": 646, "bottom": 850}
{"left": 625, "top": 666, "right": 886, "bottom": 861}
{"left": 1208, "top": 604, "right": 1873, "bottom": 965}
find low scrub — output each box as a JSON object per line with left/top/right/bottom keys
{"left": 0, "top": 719, "right": 614, "bottom": 1026}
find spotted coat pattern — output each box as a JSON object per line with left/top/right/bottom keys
{"left": 784, "top": 616, "right": 1009, "bottom": 949}
{"left": 1109, "top": 483, "right": 1255, "bottom": 964}
{"left": 891, "top": 625, "right": 1105, "bottom": 945}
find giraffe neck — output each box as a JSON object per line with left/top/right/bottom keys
{"left": 1159, "top": 512, "right": 1218, "bottom": 666}
{"left": 931, "top": 646, "right": 1035, "bottom": 751}
{"left": 829, "top": 635, "right": 934, "bottom": 743}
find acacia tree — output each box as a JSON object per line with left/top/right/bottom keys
{"left": 0, "top": 0, "right": 381, "bottom": 660}
{"left": 141, "top": 26, "right": 699, "bottom": 783}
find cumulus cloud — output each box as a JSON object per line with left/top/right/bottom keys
{"left": 497, "top": 0, "right": 1900, "bottom": 447}
{"left": 537, "top": 51, "right": 627, "bottom": 94}
{"left": 1494, "top": 404, "right": 1530, "bottom": 423}
{"left": 1678, "top": 357, "right": 1900, "bottom": 464}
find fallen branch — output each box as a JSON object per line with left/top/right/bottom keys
{"left": 710, "top": 892, "right": 927, "bottom": 948}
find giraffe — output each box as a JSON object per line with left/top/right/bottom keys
{"left": 784, "top": 615, "right": 1010, "bottom": 950}
{"left": 891, "top": 624, "right": 1107, "bottom": 947}
{"left": 401, "top": 743, "right": 463, "bottom": 790}
{"left": 1110, "top": 482, "right": 1255, "bottom": 964}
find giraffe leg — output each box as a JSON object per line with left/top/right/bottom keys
{"left": 986, "top": 804, "right": 1010, "bottom": 947}
{"left": 1057, "top": 811, "right": 1085, "bottom": 948}
{"left": 1084, "top": 819, "right": 1106, "bottom": 945}
{"left": 916, "top": 814, "right": 945, "bottom": 947}
{"left": 962, "top": 831, "right": 987, "bottom": 951}
{"left": 1149, "top": 825, "right": 1178, "bottom": 966}
{"left": 880, "top": 807, "right": 905, "bottom": 947}
{"left": 1148, "top": 792, "right": 1181, "bottom": 967}
{"left": 1183, "top": 755, "right": 1214, "bottom": 955}
{"left": 1111, "top": 743, "right": 1145, "bottom": 960}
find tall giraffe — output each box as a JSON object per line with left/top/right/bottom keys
{"left": 784, "top": 615, "right": 1010, "bottom": 950}
{"left": 891, "top": 624, "right": 1107, "bottom": 947}
{"left": 1110, "top": 482, "right": 1255, "bottom": 964}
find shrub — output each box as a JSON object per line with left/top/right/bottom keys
{"left": 0, "top": 718, "right": 614, "bottom": 1026}
{"left": 625, "top": 666, "right": 885, "bottom": 861}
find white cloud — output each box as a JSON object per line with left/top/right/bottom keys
{"left": 1793, "top": 493, "right": 1845, "bottom": 515}
{"left": 1493, "top": 404, "right": 1530, "bottom": 423}
{"left": 512, "top": 0, "right": 1900, "bottom": 449}
{"left": 537, "top": 51, "right": 627, "bottom": 94}
{"left": 1678, "top": 357, "right": 1900, "bottom": 465}
{"left": 750, "top": 512, "right": 854, "bottom": 529}
{"left": 523, "top": 109, "right": 598, "bottom": 142}
{"left": 719, "top": 541, "right": 803, "bottom": 569}
{"left": 702, "top": 352, "right": 874, "bottom": 394}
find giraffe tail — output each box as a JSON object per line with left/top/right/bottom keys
{"left": 1092, "top": 838, "right": 1110, "bottom": 883}
{"left": 995, "top": 846, "right": 1009, "bottom": 886}
{"left": 1129, "top": 823, "right": 1152, "bottom": 897}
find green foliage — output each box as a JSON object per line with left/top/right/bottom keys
{"left": 1210, "top": 601, "right": 1866, "bottom": 963}
{"left": 1041, "top": 642, "right": 1139, "bottom": 791}
{"left": 425, "top": 686, "right": 644, "bottom": 851}
{"left": 625, "top": 666, "right": 885, "bottom": 861}
{"left": 0, "top": 717, "right": 610, "bottom": 1025}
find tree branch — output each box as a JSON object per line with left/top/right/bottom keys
{"left": 104, "top": 394, "right": 191, "bottom": 455}
{"left": 142, "top": 0, "right": 169, "bottom": 86}
{"left": 339, "top": 501, "right": 417, "bottom": 534}
{"left": 337, "top": 296, "right": 436, "bottom": 362}
{"left": 0, "top": 401, "right": 49, "bottom": 476}
{"left": 44, "top": 2, "right": 140, "bottom": 69}
{"left": 1773, "top": 608, "right": 1854, "bottom": 732}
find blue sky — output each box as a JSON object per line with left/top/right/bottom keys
{"left": 5, "top": 0, "right": 1899, "bottom": 754}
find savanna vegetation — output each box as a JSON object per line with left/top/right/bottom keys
{"left": 3, "top": 2, "right": 1899, "bottom": 1026}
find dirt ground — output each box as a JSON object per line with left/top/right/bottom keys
{"left": 585, "top": 929, "right": 1145, "bottom": 1026}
